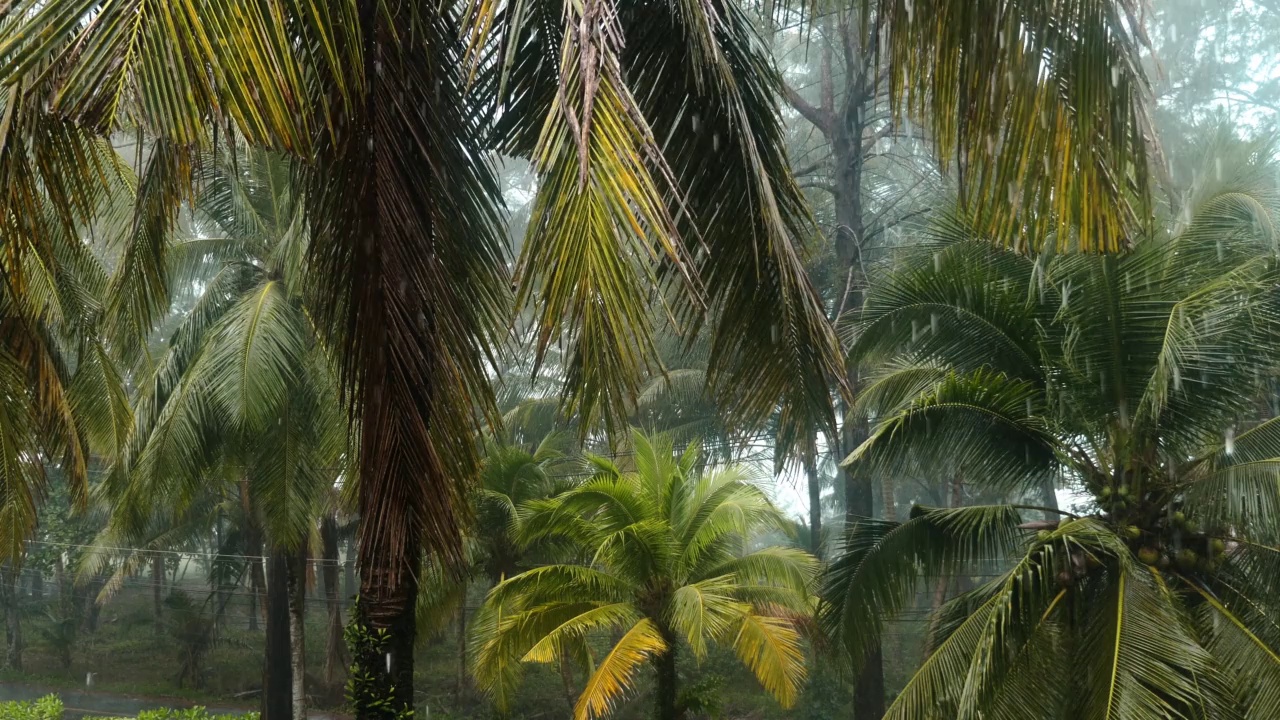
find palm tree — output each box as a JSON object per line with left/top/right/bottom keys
{"left": 414, "top": 431, "right": 575, "bottom": 707}
{"left": 93, "top": 145, "right": 345, "bottom": 719}
{"left": 472, "top": 430, "right": 817, "bottom": 720}
{"left": 821, "top": 140, "right": 1280, "bottom": 718}
{"left": 0, "top": 0, "right": 1155, "bottom": 710}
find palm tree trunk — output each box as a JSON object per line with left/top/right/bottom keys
{"left": 262, "top": 547, "right": 293, "bottom": 720}
{"left": 1038, "top": 477, "right": 1059, "bottom": 522}
{"left": 2, "top": 564, "right": 22, "bottom": 671}
{"left": 153, "top": 555, "right": 165, "bottom": 635}
{"left": 803, "top": 440, "right": 822, "bottom": 558}
{"left": 881, "top": 475, "right": 897, "bottom": 522}
{"left": 352, "top": 561, "right": 419, "bottom": 720}
{"left": 321, "top": 516, "right": 346, "bottom": 691}
{"left": 289, "top": 545, "right": 308, "bottom": 720}
{"left": 653, "top": 632, "right": 682, "bottom": 720}
{"left": 247, "top": 522, "right": 265, "bottom": 632}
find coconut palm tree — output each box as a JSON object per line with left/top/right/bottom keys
{"left": 0, "top": 0, "right": 1156, "bottom": 710}
{"left": 821, "top": 139, "right": 1280, "bottom": 718}
{"left": 92, "top": 144, "right": 345, "bottom": 719}
{"left": 472, "top": 430, "right": 818, "bottom": 720}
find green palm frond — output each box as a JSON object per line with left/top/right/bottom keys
{"left": 821, "top": 505, "right": 1028, "bottom": 668}
{"left": 877, "top": 0, "right": 1155, "bottom": 250}
{"left": 848, "top": 368, "right": 1058, "bottom": 492}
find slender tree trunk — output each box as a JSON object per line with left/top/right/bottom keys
{"left": 803, "top": 439, "right": 823, "bottom": 558}
{"left": 343, "top": 550, "right": 355, "bottom": 602}
{"left": 82, "top": 572, "right": 106, "bottom": 634}
{"left": 653, "top": 636, "right": 682, "bottom": 720}
{"left": 246, "top": 519, "right": 264, "bottom": 632}
{"left": 153, "top": 555, "right": 165, "bottom": 635}
{"left": 2, "top": 564, "right": 22, "bottom": 671}
{"left": 263, "top": 547, "right": 294, "bottom": 720}
{"left": 559, "top": 654, "right": 576, "bottom": 713}
{"left": 321, "top": 516, "right": 346, "bottom": 691}
{"left": 454, "top": 601, "right": 467, "bottom": 705}
{"left": 289, "top": 545, "right": 308, "bottom": 720}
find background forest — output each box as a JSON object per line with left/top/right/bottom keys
{"left": 3, "top": 0, "right": 1280, "bottom": 719}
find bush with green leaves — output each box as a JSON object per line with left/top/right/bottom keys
{"left": 0, "top": 696, "right": 63, "bottom": 720}
{"left": 0, "top": 696, "right": 257, "bottom": 720}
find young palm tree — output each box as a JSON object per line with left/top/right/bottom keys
{"left": 0, "top": 0, "right": 1155, "bottom": 709}
{"left": 821, "top": 142, "right": 1280, "bottom": 718}
{"left": 473, "top": 430, "right": 818, "bottom": 720}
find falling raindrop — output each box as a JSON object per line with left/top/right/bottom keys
{"left": 367, "top": 136, "right": 374, "bottom": 153}
{"left": 1061, "top": 280, "right": 1071, "bottom": 310}
{"left": 1025, "top": 397, "right": 1033, "bottom": 417}
{"left": 1118, "top": 399, "right": 1128, "bottom": 428}
{"left": 375, "top": 60, "right": 383, "bottom": 77}
{"left": 933, "top": 252, "right": 941, "bottom": 272}
{"left": 692, "top": 113, "right": 701, "bottom": 133}
{"left": 386, "top": 652, "right": 393, "bottom": 673}
{"left": 1217, "top": 239, "right": 1224, "bottom": 261}
{"left": 1215, "top": 156, "right": 1223, "bottom": 182}
{"left": 998, "top": 31, "right": 1005, "bottom": 49}
{"left": 771, "top": 323, "right": 779, "bottom": 342}
{"left": 1110, "top": 66, "right": 1120, "bottom": 87}
{"left": 1225, "top": 427, "right": 1236, "bottom": 456}
{"left": 930, "top": 312, "right": 938, "bottom": 335}
{"left": 1170, "top": 24, "right": 1178, "bottom": 42}
{"left": 712, "top": 133, "right": 720, "bottom": 152}
{"left": 1172, "top": 364, "right": 1182, "bottom": 391}
{"left": 1099, "top": 370, "right": 1106, "bottom": 394}
{"left": 1125, "top": 273, "right": 1131, "bottom": 293}
{"left": 911, "top": 319, "right": 921, "bottom": 342}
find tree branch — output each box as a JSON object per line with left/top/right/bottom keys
{"left": 782, "top": 83, "right": 831, "bottom": 132}
{"left": 799, "top": 180, "right": 838, "bottom": 195}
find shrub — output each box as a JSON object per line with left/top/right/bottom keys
{"left": 0, "top": 696, "right": 63, "bottom": 720}
{"left": 0, "top": 698, "right": 257, "bottom": 720}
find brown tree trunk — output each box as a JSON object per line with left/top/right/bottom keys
{"left": 262, "top": 547, "right": 293, "bottom": 720}
{"left": 653, "top": 627, "right": 683, "bottom": 720}
{"left": 321, "top": 515, "right": 346, "bottom": 690}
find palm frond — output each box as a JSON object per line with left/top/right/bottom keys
{"left": 573, "top": 618, "right": 667, "bottom": 720}
{"left": 878, "top": 0, "right": 1154, "bottom": 250}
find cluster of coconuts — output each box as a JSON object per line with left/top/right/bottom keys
{"left": 1128, "top": 510, "right": 1228, "bottom": 573}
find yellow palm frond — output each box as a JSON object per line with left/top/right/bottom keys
{"left": 573, "top": 618, "right": 667, "bottom": 720}
{"left": 730, "top": 610, "right": 806, "bottom": 709}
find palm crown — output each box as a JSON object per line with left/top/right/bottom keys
{"left": 822, "top": 142, "right": 1280, "bottom": 718}
{"left": 99, "top": 145, "right": 342, "bottom": 557}
{"left": 472, "top": 429, "right": 818, "bottom": 720}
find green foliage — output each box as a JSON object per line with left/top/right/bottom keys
{"left": 0, "top": 696, "right": 63, "bottom": 720}
{"left": 472, "top": 429, "right": 818, "bottom": 720}
{"left": 345, "top": 621, "right": 413, "bottom": 720}
{"left": 825, "top": 142, "right": 1280, "bottom": 718}
{"left": 0, "top": 698, "right": 258, "bottom": 720}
